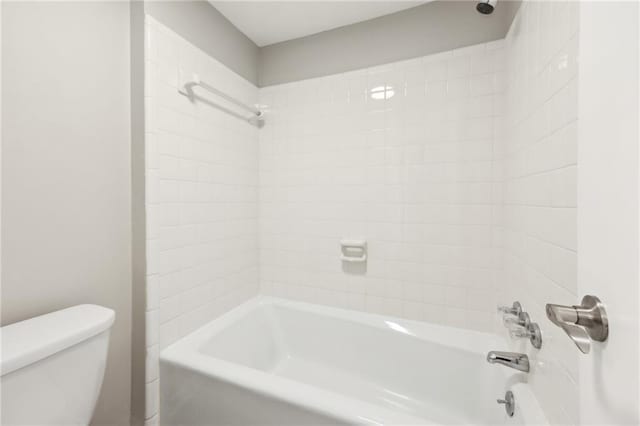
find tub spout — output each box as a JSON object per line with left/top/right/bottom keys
{"left": 486, "top": 351, "right": 529, "bottom": 373}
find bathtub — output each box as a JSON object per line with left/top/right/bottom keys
{"left": 160, "top": 297, "right": 548, "bottom": 425}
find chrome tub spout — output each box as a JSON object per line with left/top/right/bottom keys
{"left": 486, "top": 351, "right": 529, "bottom": 373}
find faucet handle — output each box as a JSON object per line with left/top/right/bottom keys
{"left": 502, "top": 313, "right": 519, "bottom": 327}
{"left": 508, "top": 321, "right": 543, "bottom": 349}
{"left": 498, "top": 301, "right": 522, "bottom": 316}
{"left": 503, "top": 311, "right": 530, "bottom": 328}
{"left": 508, "top": 325, "right": 530, "bottom": 339}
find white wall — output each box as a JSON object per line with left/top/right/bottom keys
{"left": 143, "top": 16, "right": 260, "bottom": 424}
{"left": 145, "top": 1, "right": 259, "bottom": 85}
{"left": 259, "top": 41, "right": 505, "bottom": 331}
{"left": 1, "top": 3, "right": 132, "bottom": 425}
{"left": 500, "top": 1, "right": 580, "bottom": 425}
{"left": 577, "top": 1, "right": 639, "bottom": 424}
{"left": 259, "top": 0, "right": 519, "bottom": 86}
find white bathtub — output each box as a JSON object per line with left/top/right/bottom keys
{"left": 160, "top": 297, "right": 548, "bottom": 425}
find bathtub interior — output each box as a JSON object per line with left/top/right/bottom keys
{"left": 197, "top": 302, "right": 519, "bottom": 425}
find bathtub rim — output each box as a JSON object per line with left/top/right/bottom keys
{"left": 164, "top": 296, "right": 499, "bottom": 355}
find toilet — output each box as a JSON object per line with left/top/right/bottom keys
{"left": 1, "top": 304, "right": 115, "bottom": 425}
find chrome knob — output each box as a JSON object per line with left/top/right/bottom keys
{"left": 497, "top": 391, "right": 515, "bottom": 417}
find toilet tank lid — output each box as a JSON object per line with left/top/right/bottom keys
{"left": 0, "top": 304, "right": 115, "bottom": 377}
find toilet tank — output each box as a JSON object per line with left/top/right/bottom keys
{"left": 0, "top": 304, "right": 115, "bottom": 426}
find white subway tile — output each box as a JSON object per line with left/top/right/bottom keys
{"left": 144, "top": 16, "right": 259, "bottom": 393}
{"left": 502, "top": 2, "right": 580, "bottom": 425}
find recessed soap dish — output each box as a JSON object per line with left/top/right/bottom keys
{"left": 340, "top": 239, "right": 367, "bottom": 263}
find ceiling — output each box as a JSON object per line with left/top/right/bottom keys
{"left": 210, "top": 1, "right": 429, "bottom": 47}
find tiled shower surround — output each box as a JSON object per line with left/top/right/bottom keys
{"left": 259, "top": 42, "right": 506, "bottom": 331}
{"left": 144, "top": 3, "right": 580, "bottom": 425}
{"left": 144, "top": 17, "right": 259, "bottom": 424}
{"left": 500, "top": 1, "right": 580, "bottom": 425}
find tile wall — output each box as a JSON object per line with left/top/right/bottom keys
{"left": 143, "top": 3, "right": 583, "bottom": 425}
{"left": 144, "top": 17, "right": 260, "bottom": 424}
{"left": 258, "top": 41, "right": 506, "bottom": 331}
{"left": 500, "top": 1, "right": 580, "bottom": 425}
